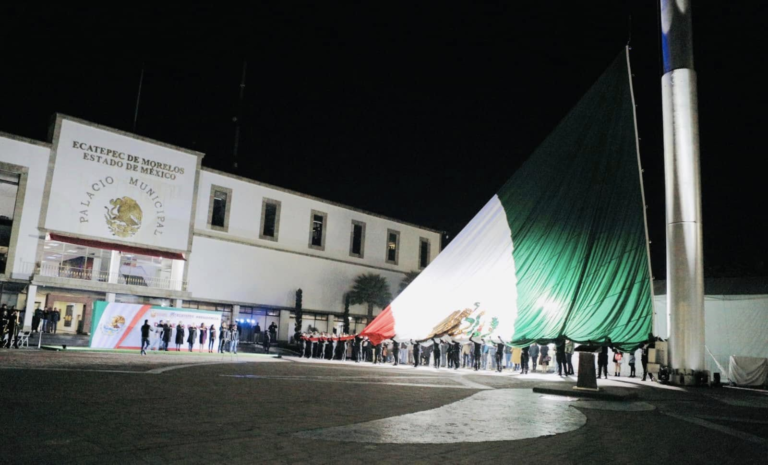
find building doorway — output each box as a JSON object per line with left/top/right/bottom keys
{"left": 53, "top": 301, "right": 84, "bottom": 334}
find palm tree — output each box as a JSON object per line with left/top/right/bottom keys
{"left": 399, "top": 270, "right": 421, "bottom": 294}
{"left": 348, "top": 273, "right": 392, "bottom": 320}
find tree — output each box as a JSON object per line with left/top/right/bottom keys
{"left": 294, "top": 289, "right": 303, "bottom": 339}
{"left": 399, "top": 270, "right": 421, "bottom": 294}
{"left": 348, "top": 273, "right": 392, "bottom": 320}
{"left": 342, "top": 293, "right": 351, "bottom": 334}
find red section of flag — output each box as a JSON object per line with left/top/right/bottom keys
{"left": 359, "top": 305, "right": 395, "bottom": 345}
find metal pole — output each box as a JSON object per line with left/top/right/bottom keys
{"left": 133, "top": 63, "right": 145, "bottom": 133}
{"left": 233, "top": 61, "right": 248, "bottom": 169}
{"left": 660, "top": 0, "right": 705, "bottom": 375}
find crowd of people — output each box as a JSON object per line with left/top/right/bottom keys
{"left": 136, "top": 320, "right": 280, "bottom": 355}
{"left": 31, "top": 307, "right": 61, "bottom": 334}
{"left": 297, "top": 331, "right": 658, "bottom": 381}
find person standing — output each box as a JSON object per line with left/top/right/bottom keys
{"left": 187, "top": 324, "right": 197, "bottom": 352}
{"left": 161, "top": 322, "right": 171, "bottom": 351}
{"left": 42, "top": 307, "right": 50, "bottom": 333}
{"left": 521, "top": 345, "right": 530, "bottom": 374}
{"left": 470, "top": 336, "right": 483, "bottom": 371}
{"left": 392, "top": 339, "right": 400, "bottom": 366}
{"left": 412, "top": 340, "right": 421, "bottom": 368}
{"left": 555, "top": 338, "right": 566, "bottom": 376}
{"left": 613, "top": 349, "right": 623, "bottom": 377}
{"left": 641, "top": 337, "right": 656, "bottom": 381}
{"left": 199, "top": 323, "right": 207, "bottom": 353}
{"left": 222, "top": 326, "right": 232, "bottom": 353}
{"left": 629, "top": 350, "right": 637, "bottom": 378}
{"left": 597, "top": 342, "right": 610, "bottom": 379}
{"left": 5, "top": 309, "right": 18, "bottom": 348}
{"left": 218, "top": 325, "right": 226, "bottom": 353}
{"left": 231, "top": 325, "right": 239, "bottom": 354}
{"left": 52, "top": 308, "right": 61, "bottom": 334}
{"left": 149, "top": 321, "right": 163, "bottom": 351}
{"left": 565, "top": 339, "right": 575, "bottom": 375}
{"left": 263, "top": 330, "right": 271, "bottom": 353}
{"left": 32, "top": 306, "right": 42, "bottom": 333}
{"left": 495, "top": 337, "right": 505, "bottom": 373}
{"left": 539, "top": 343, "right": 550, "bottom": 372}
{"left": 452, "top": 341, "right": 461, "bottom": 370}
{"left": 175, "top": 322, "right": 184, "bottom": 351}
{"left": 529, "top": 343, "right": 539, "bottom": 373}
{"left": 208, "top": 324, "right": 216, "bottom": 353}
{"left": 511, "top": 346, "right": 521, "bottom": 371}
{"left": 268, "top": 322, "right": 277, "bottom": 341}
{"left": 432, "top": 338, "right": 441, "bottom": 369}
{"left": 140, "top": 320, "right": 151, "bottom": 355}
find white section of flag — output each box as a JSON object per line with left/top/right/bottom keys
{"left": 391, "top": 195, "right": 518, "bottom": 341}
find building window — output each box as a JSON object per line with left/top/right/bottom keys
{"left": 260, "top": 198, "right": 281, "bottom": 242}
{"left": 385, "top": 229, "right": 400, "bottom": 265}
{"left": 349, "top": 220, "right": 366, "bottom": 258}
{"left": 419, "top": 237, "right": 431, "bottom": 269}
{"left": 207, "top": 185, "right": 232, "bottom": 232}
{"left": 0, "top": 170, "right": 20, "bottom": 275}
{"left": 308, "top": 210, "right": 327, "bottom": 251}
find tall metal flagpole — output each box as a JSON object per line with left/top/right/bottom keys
{"left": 659, "top": 0, "right": 705, "bottom": 378}
{"left": 133, "top": 62, "right": 145, "bottom": 133}
{"left": 233, "top": 61, "right": 247, "bottom": 170}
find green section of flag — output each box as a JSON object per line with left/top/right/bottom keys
{"left": 89, "top": 300, "right": 109, "bottom": 346}
{"left": 501, "top": 50, "right": 652, "bottom": 350}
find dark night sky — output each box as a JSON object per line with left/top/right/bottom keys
{"left": 1, "top": 3, "right": 766, "bottom": 279}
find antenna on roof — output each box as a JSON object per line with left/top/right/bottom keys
{"left": 233, "top": 60, "right": 248, "bottom": 170}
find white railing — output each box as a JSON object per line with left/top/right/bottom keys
{"left": 22, "top": 262, "right": 186, "bottom": 291}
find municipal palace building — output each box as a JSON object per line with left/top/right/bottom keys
{"left": 0, "top": 115, "right": 442, "bottom": 341}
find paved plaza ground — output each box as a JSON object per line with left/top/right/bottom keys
{"left": 1, "top": 349, "right": 766, "bottom": 464}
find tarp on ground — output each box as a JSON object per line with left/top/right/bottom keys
{"left": 361, "top": 48, "right": 653, "bottom": 350}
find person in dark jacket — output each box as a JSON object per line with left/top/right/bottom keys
{"left": 51, "top": 309, "right": 61, "bottom": 334}
{"left": 470, "top": 336, "right": 483, "bottom": 371}
{"left": 641, "top": 335, "right": 656, "bottom": 381}
{"left": 42, "top": 308, "right": 50, "bottom": 333}
{"left": 187, "top": 324, "right": 197, "bottom": 352}
{"left": 199, "top": 323, "right": 207, "bottom": 352}
{"left": 32, "top": 306, "right": 43, "bottom": 333}
{"left": 140, "top": 320, "right": 151, "bottom": 355}
{"left": 412, "top": 340, "right": 421, "bottom": 368}
{"left": 521, "top": 345, "right": 530, "bottom": 374}
{"left": 208, "top": 324, "right": 216, "bottom": 353}
{"left": 597, "top": 339, "right": 610, "bottom": 379}
{"left": 162, "top": 323, "right": 171, "bottom": 351}
{"left": 555, "top": 338, "right": 567, "bottom": 376}
{"left": 495, "top": 337, "right": 505, "bottom": 373}
{"left": 175, "top": 322, "right": 184, "bottom": 351}
{"left": 432, "top": 338, "right": 441, "bottom": 369}
{"left": 5, "top": 309, "right": 19, "bottom": 348}
{"left": 452, "top": 341, "right": 461, "bottom": 370}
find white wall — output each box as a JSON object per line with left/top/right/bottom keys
{"left": 654, "top": 294, "right": 768, "bottom": 376}
{"left": 187, "top": 235, "right": 406, "bottom": 316}
{"left": 194, "top": 169, "right": 441, "bottom": 274}
{"left": 0, "top": 135, "right": 50, "bottom": 277}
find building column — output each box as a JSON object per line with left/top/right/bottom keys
{"left": 327, "top": 314, "right": 335, "bottom": 334}
{"left": 173, "top": 299, "right": 183, "bottom": 308}
{"left": 170, "top": 259, "right": 185, "bottom": 291}
{"left": 108, "top": 251, "right": 120, "bottom": 284}
{"left": 105, "top": 293, "right": 116, "bottom": 303}
{"left": 91, "top": 257, "right": 102, "bottom": 282}
{"left": 232, "top": 304, "right": 240, "bottom": 323}
{"left": 279, "top": 309, "right": 290, "bottom": 342}
{"left": 23, "top": 284, "right": 37, "bottom": 331}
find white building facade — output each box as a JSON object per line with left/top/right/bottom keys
{"left": 0, "top": 115, "right": 442, "bottom": 341}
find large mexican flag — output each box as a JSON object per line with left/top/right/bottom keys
{"left": 361, "top": 49, "right": 653, "bottom": 350}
